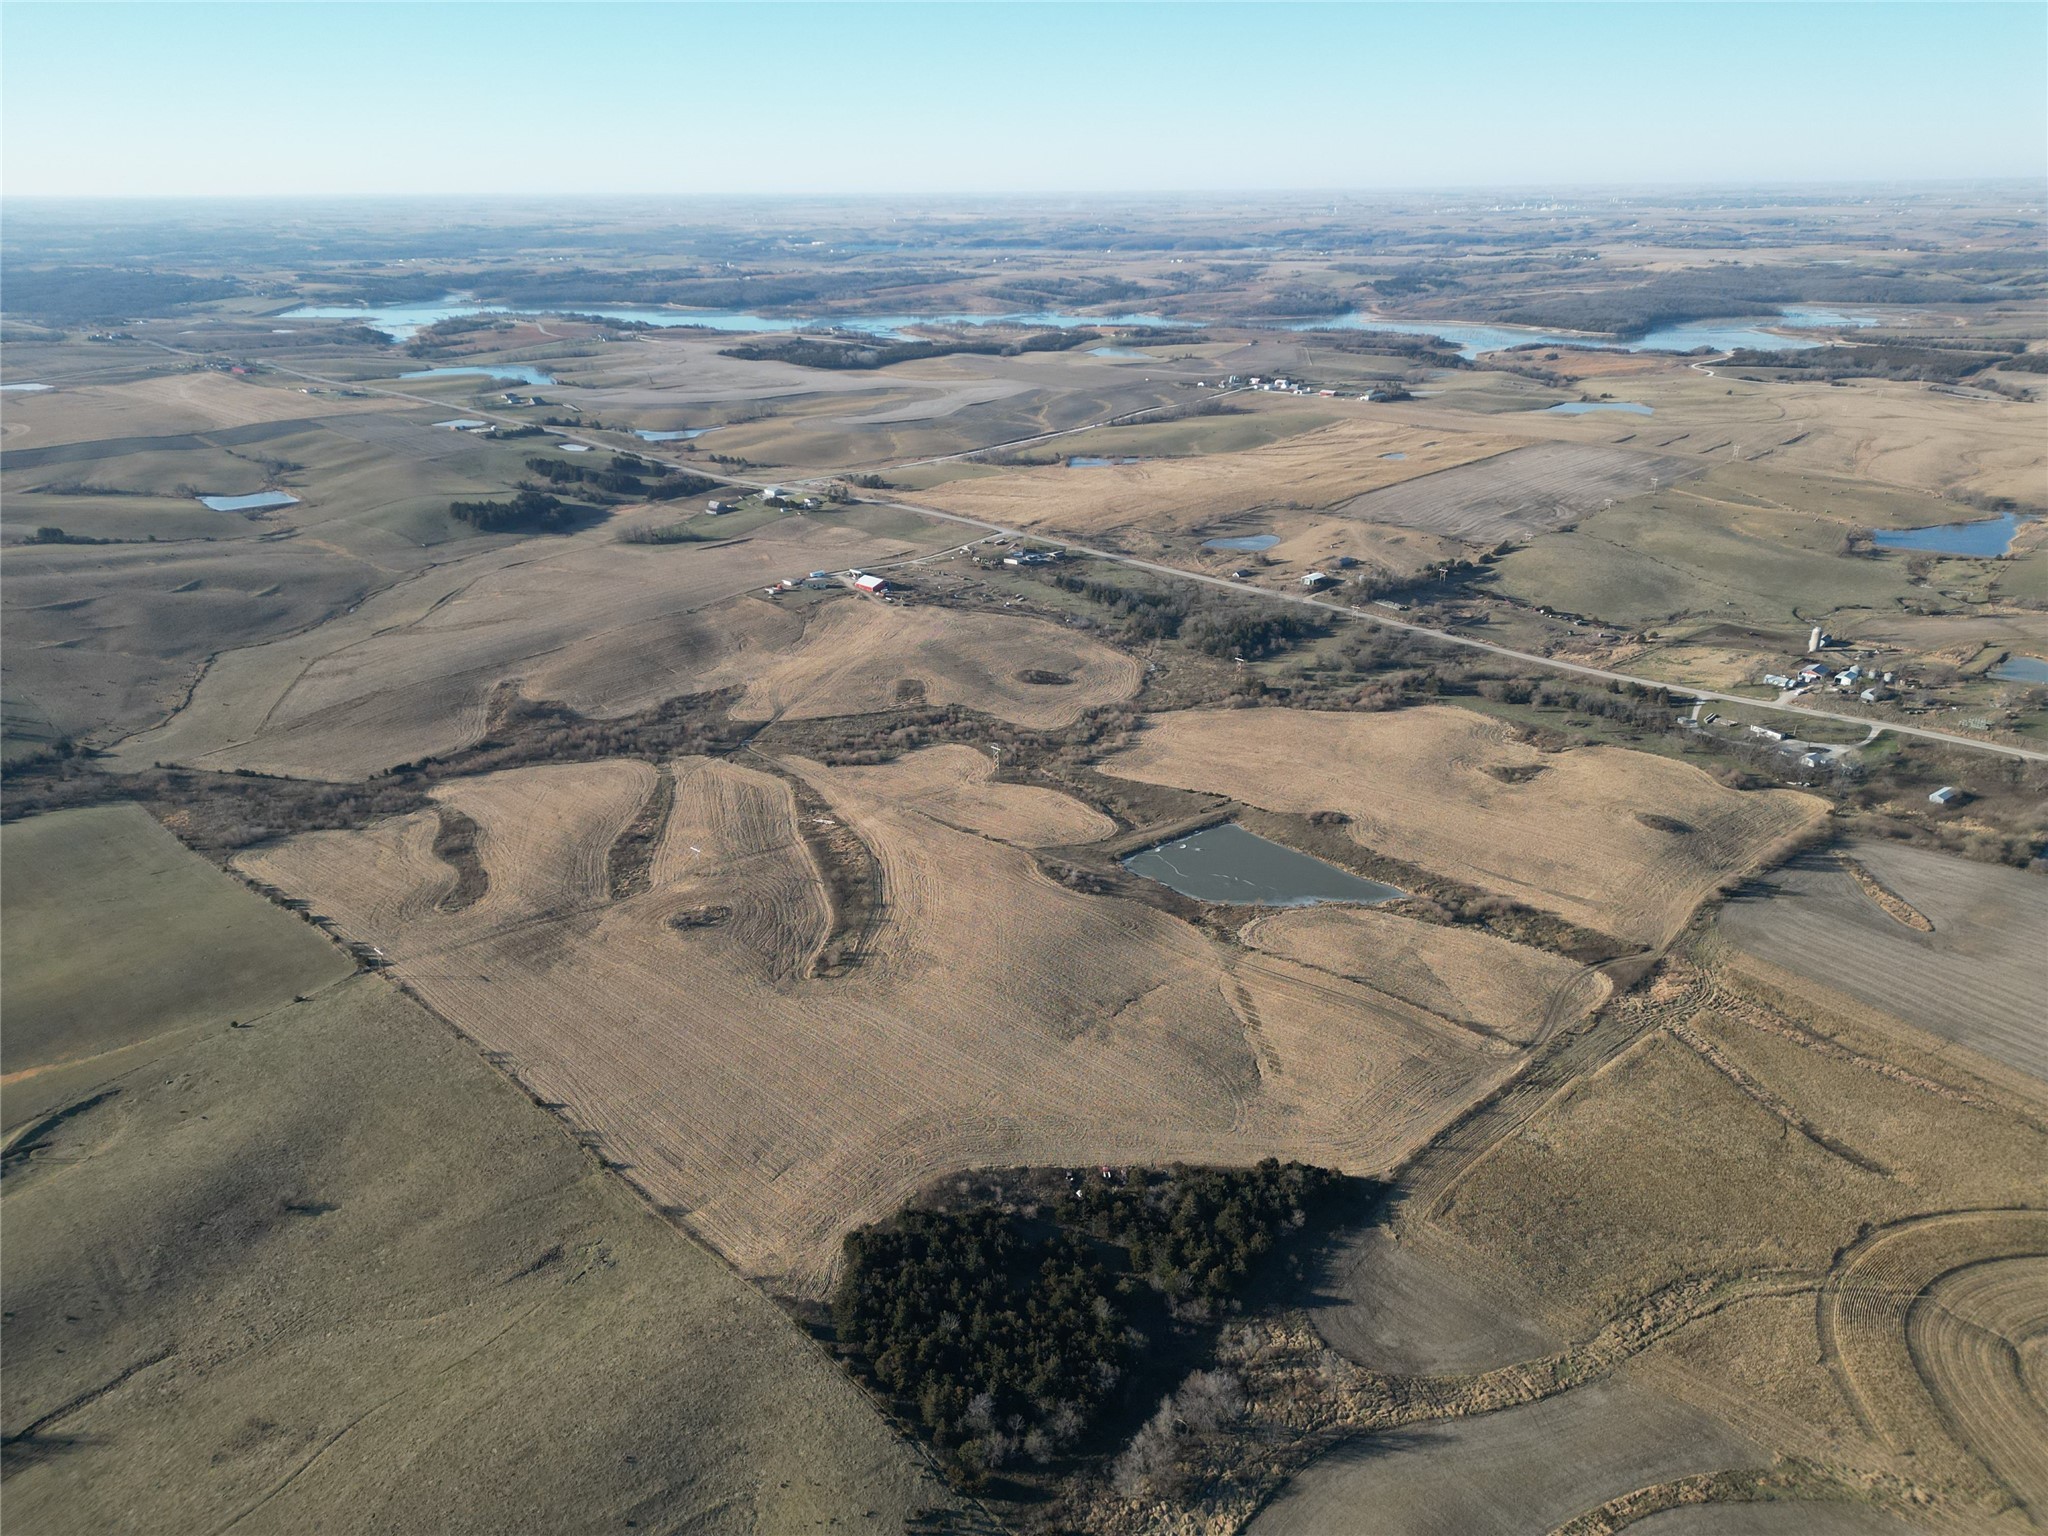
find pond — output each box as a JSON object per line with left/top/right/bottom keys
{"left": 400, "top": 364, "right": 556, "bottom": 386}
{"left": 1547, "top": 400, "right": 1655, "bottom": 415}
{"left": 1122, "top": 823, "right": 1404, "bottom": 907}
{"left": 434, "top": 418, "right": 489, "bottom": 430}
{"left": 1991, "top": 655, "right": 2048, "bottom": 684}
{"left": 1380, "top": 451, "right": 1407, "bottom": 460}
{"left": 635, "top": 428, "right": 707, "bottom": 441}
{"left": 196, "top": 491, "right": 300, "bottom": 512}
{"left": 1872, "top": 513, "right": 2029, "bottom": 558}
{"left": 1089, "top": 346, "right": 1151, "bottom": 359}
{"left": 1068, "top": 455, "right": 1143, "bottom": 467}
{"left": 0, "top": 382, "right": 53, "bottom": 392}
{"left": 1201, "top": 533, "right": 1280, "bottom": 551}
{"left": 281, "top": 296, "right": 1190, "bottom": 342}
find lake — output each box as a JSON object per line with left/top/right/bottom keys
{"left": 1201, "top": 533, "right": 1280, "bottom": 551}
{"left": 1872, "top": 513, "right": 2029, "bottom": 557}
{"left": 1991, "top": 655, "right": 2048, "bottom": 684}
{"left": 1292, "top": 311, "right": 1839, "bottom": 359}
{"left": 197, "top": 491, "right": 300, "bottom": 512}
{"left": 400, "top": 364, "right": 556, "bottom": 386}
{"left": 1122, "top": 823, "right": 1404, "bottom": 907}
{"left": 635, "top": 428, "right": 707, "bottom": 441}
{"left": 281, "top": 296, "right": 1187, "bottom": 342}
{"left": 1547, "top": 400, "right": 1655, "bottom": 416}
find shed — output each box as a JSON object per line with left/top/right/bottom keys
{"left": 853, "top": 574, "right": 889, "bottom": 595}
{"left": 1928, "top": 785, "right": 1961, "bottom": 805}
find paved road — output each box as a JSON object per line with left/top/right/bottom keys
{"left": 179, "top": 342, "right": 2048, "bottom": 764}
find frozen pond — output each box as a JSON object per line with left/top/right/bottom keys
{"left": 197, "top": 491, "right": 300, "bottom": 512}
{"left": 1201, "top": 533, "right": 1280, "bottom": 551}
{"left": 1991, "top": 655, "right": 2048, "bottom": 684}
{"left": 400, "top": 364, "right": 556, "bottom": 386}
{"left": 635, "top": 428, "right": 707, "bottom": 441}
{"left": 1872, "top": 513, "right": 2029, "bottom": 557}
{"left": 0, "top": 382, "right": 53, "bottom": 392}
{"left": 1547, "top": 400, "right": 1654, "bottom": 415}
{"left": 1123, "top": 823, "right": 1404, "bottom": 907}
{"left": 1068, "top": 455, "right": 1143, "bottom": 467}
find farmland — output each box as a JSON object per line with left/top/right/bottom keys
{"left": 0, "top": 801, "right": 352, "bottom": 1130}
{"left": 3, "top": 185, "right": 2045, "bottom": 1534}
{"left": 1102, "top": 704, "right": 1827, "bottom": 948}
{"left": 234, "top": 750, "right": 1521, "bottom": 1291}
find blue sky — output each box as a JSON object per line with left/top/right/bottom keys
{"left": 4, "top": 2, "right": 2043, "bottom": 196}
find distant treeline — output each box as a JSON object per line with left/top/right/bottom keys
{"left": 721, "top": 328, "right": 1096, "bottom": 371}
{"left": 1493, "top": 264, "right": 2022, "bottom": 338}
{"left": 1719, "top": 341, "right": 2023, "bottom": 383}
{"left": 833, "top": 1160, "right": 1343, "bottom": 1482}
{"left": 1, "top": 266, "right": 245, "bottom": 322}
{"left": 20, "top": 526, "right": 115, "bottom": 546}
{"left": 985, "top": 275, "right": 1151, "bottom": 307}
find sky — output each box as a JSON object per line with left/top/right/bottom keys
{"left": 3, "top": 2, "right": 2044, "bottom": 198}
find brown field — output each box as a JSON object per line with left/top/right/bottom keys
{"left": 106, "top": 518, "right": 961, "bottom": 779}
{"left": 1247, "top": 1373, "right": 1759, "bottom": 1536}
{"left": 899, "top": 414, "right": 1514, "bottom": 539}
{"left": 1239, "top": 905, "right": 1608, "bottom": 1043}
{"left": 1101, "top": 705, "right": 1826, "bottom": 948}
{"left": 713, "top": 598, "right": 1143, "bottom": 728}
{"left": 818, "top": 744, "right": 1116, "bottom": 845}
{"left": 1395, "top": 371, "right": 2048, "bottom": 505}
{"left": 1713, "top": 842, "right": 2048, "bottom": 1084}
{"left": 236, "top": 749, "right": 1521, "bottom": 1291}
{"left": 0, "top": 369, "right": 389, "bottom": 450}
{"left": 1, "top": 971, "right": 953, "bottom": 1534}
{"left": 1330, "top": 440, "right": 1698, "bottom": 544}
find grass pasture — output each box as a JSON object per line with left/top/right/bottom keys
{"left": 235, "top": 750, "right": 1521, "bottom": 1292}
{"left": 0, "top": 803, "right": 353, "bottom": 1130}
{"left": 1101, "top": 705, "right": 1826, "bottom": 949}
{"left": 1, "top": 972, "right": 954, "bottom": 1534}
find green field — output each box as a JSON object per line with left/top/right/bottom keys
{"left": 1, "top": 803, "right": 354, "bottom": 1130}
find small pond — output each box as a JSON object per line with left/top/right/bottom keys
{"left": 400, "top": 364, "right": 556, "bottom": 386}
{"left": 1991, "top": 655, "right": 2048, "bottom": 684}
{"left": 1547, "top": 400, "right": 1654, "bottom": 416}
{"left": 1089, "top": 346, "right": 1150, "bottom": 359}
{"left": 434, "top": 418, "right": 489, "bottom": 430}
{"left": 1068, "top": 455, "right": 1144, "bottom": 467}
{"left": 1380, "top": 451, "right": 1407, "bottom": 460}
{"left": 1872, "top": 513, "right": 2029, "bottom": 558}
{"left": 635, "top": 428, "right": 707, "bottom": 441}
{"left": 0, "top": 382, "right": 53, "bottom": 392}
{"left": 196, "top": 491, "right": 300, "bottom": 512}
{"left": 1122, "top": 823, "right": 1404, "bottom": 907}
{"left": 1201, "top": 533, "right": 1280, "bottom": 552}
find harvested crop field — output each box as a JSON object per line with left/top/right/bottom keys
{"left": 1308, "top": 1226, "right": 1561, "bottom": 1375}
{"left": 1, "top": 802, "right": 352, "bottom": 1131}
{"left": 1102, "top": 705, "right": 1825, "bottom": 949}
{"left": 1713, "top": 842, "right": 2048, "bottom": 1084}
{"left": 1239, "top": 906, "right": 1607, "bottom": 1043}
{"left": 817, "top": 745, "right": 1116, "bottom": 845}
{"left": 900, "top": 416, "right": 1510, "bottom": 539}
{"left": 108, "top": 518, "right": 957, "bottom": 780}
{"left": 237, "top": 750, "right": 1518, "bottom": 1291}
{"left": 1246, "top": 1373, "right": 1758, "bottom": 1536}
{"left": 712, "top": 599, "right": 1142, "bottom": 728}
{"left": 1, "top": 972, "right": 953, "bottom": 1534}
{"left": 1330, "top": 440, "right": 1697, "bottom": 543}
{"left": 1627, "top": 1505, "right": 1924, "bottom": 1535}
